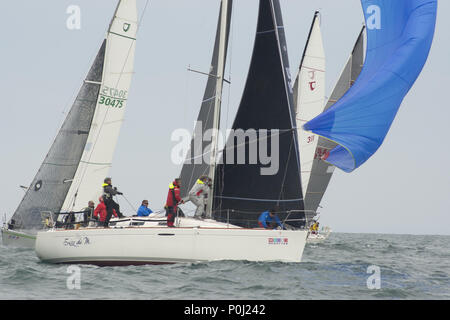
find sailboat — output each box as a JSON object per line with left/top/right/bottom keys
{"left": 299, "top": 0, "right": 436, "bottom": 242}
{"left": 34, "top": 0, "right": 310, "bottom": 265}
{"left": 1, "top": 0, "right": 138, "bottom": 247}
{"left": 34, "top": 0, "right": 436, "bottom": 265}
{"left": 305, "top": 26, "right": 365, "bottom": 243}
{"left": 293, "top": 16, "right": 366, "bottom": 243}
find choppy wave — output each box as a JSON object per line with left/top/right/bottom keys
{"left": 0, "top": 233, "right": 449, "bottom": 300}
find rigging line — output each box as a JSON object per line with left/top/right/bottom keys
{"left": 224, "top": 0, "right": 234, "bottom": 133}
{"left": 184, "top": 4, "right": 229, "bottom": 194}
{"left": 184, "top": 128, "right": 292, "bottom": 164}
{"left": 214, "top": 196, "right": 303, "bottom": 202}
{"left": 220, "top": 129, "right": 292, "bottom": 154}
{"left": 185, "top": 97, "right": 216, "bottom": 192}
{"left": 270, "top": 0, "right": 302, "bottom": 182}
{"left": 67, "top": 1, "right": 150, "bottom": 210}
{"left": 119, "top": 194, "right": 138, "bottom": 214}
{"left": 278, "top": 132, "right": 294, "bottom": 203}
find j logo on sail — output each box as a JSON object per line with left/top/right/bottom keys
{"left": 123, "top": 23, "right": 131, "bottom": 32}
{"left": 308, "top": 70, "right": 317, "bottom": 91}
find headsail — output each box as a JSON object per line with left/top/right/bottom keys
{"left": 303, "top": 26, "right": 365, "bottom": 220}
{"left": 63, "top": 0, "right": 138, "bottom": 210}
{"left": 293, "top": 12, "right": 326, "bottom": 203}
{"left": 9, "top": 43, "right": 107, "bottom": 230}
{"left": 179, "top": 0, "right": 233, "bottom": 200}
{"left": 10, "top": 0, "right": 138, "bottom": 230}
{"left": 304, "top": 0, "right": 437, "bottom": 172}
{"left": 213, "top": 0, "right": 304, "bottom": 229}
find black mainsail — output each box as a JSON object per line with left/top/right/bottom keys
{"left": 213, "top": 0, "right": 305, "bottom": 228}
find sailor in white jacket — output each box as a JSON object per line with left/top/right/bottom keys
{"left": 188, "top": 176, "right": 211, "bottom": 218}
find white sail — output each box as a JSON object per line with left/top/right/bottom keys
{"left": 303, "top": 27, "right": 365, "bottom": 220}
{"left": 294, "top": 12, "right": 325, "bottom": 197}
{"left": 62, "top": 0, "right": 138, "bottom": 211}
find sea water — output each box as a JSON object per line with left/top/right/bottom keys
{"left": 0, "top": 233, "right": 448, "bottom": 300}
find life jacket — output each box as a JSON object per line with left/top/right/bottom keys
{"left": 102, "top": 183, "right": 111, "bottom": 200}
{"left": 166, "top": 181, "right": 181, "bottom": 208}
{"left": 194, "top": 179, "right": 205, "bottom": 197}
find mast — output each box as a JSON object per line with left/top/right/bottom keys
{"left": 206, "top": 0, "right": 230, "bottom": 218}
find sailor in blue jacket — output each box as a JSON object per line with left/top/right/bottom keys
{"left": 137, "top": 200, "right": 153, "bottom": 216}
{"left": 258, "top": 208, "right": 284, "bottom": 229}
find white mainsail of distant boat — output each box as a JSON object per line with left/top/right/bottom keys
{"left": 1, "top": 0, "right": 137, "bottom": 247}
{"left": 303, "top": 26, "right": 365, "bottom": 226}
{"left": 293, "top": 12, "right": 326, "bottom": 209}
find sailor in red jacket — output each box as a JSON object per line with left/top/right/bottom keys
{"left": 94, "top": 197, "right": 117, "bottom": 227}
{"left": 165, "top": 178, "right": 183, "bottom": 227}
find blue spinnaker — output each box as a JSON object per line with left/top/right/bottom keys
{"left": 304, "top": 0, "right": 437, "bottom": 172}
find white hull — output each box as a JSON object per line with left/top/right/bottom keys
{"left": 306, "top": 227, "right": 331, "bottom": 244}
{"left": 1, "top": 227, "right": 36, "bottom": 248}
{"left": 35, "top": 217, "right": 308, "bottom": 265}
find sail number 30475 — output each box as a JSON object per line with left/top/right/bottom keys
{"left": 98, "top": 95, "right": 124, "bottom": 108}
{"left": 99, "top": 86, "right": 127, "bottom": 108}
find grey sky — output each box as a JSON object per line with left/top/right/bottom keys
{"left": 1, "top": 1, "right": 448, "bottom": 235}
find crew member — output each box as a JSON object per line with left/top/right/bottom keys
{"left": 137, "top": 200, "right": 153, "bottom": 217}
{"left": 165, "top": 178, "right": 183, "bottom": 227}
{"left": 81, "top": 200, "right": 95, "bottom": 227}
{"left": 102, "top": 177, "right": 124, "bottom": 227}
{"left": 188, "top": 176, "right": 211, "bottom": 219}
{"left": 310, "top": 221, "right": 319, "bottom": 234}
{"left": 258, "top": 208, "right": 284, "bottom": 230}
{"left": 94, "top": 196, "right": 118, "bottom": 227}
